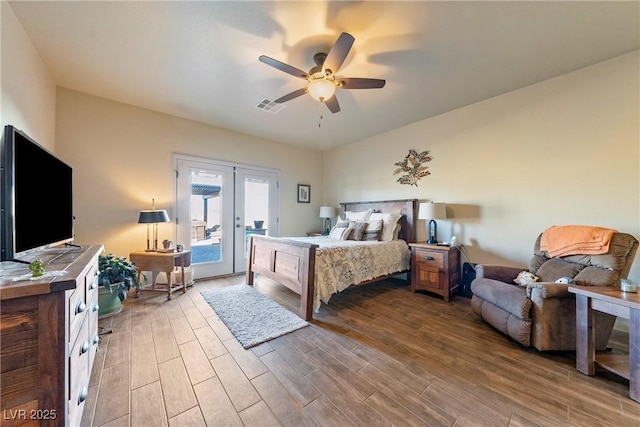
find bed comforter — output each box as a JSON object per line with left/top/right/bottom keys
{"left": 284, "top": 237, "right": 411, "bottom": 311}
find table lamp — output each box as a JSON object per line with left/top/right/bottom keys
{"left": 319, "top": 206, "right": 336, "bottom": 235}
{"left": 418, "top": 202, "right": 446, "bottom": 244}
{"left": 138, "top": 198, "right": 170, "bottom": 251}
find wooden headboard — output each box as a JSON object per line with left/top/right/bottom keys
{"left": 339, "top": 199, "right": 418, "bottom": 243}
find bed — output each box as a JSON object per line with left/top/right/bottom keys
{"left": 246, "top": 199, "right": 417, "bottom": 320}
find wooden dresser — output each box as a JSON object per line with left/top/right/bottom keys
{"left": 0, "top": 245, "right": 102, "bottom": 426}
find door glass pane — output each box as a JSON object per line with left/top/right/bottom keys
{"left": 244, "top": 177, "right": 270, "bottom": 255}
{"left": 191, "top": 170, "right": 222, "bottom": 264}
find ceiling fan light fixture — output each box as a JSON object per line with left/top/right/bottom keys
{"left": 307, "top": 79, "right": 336, "bottom": 102}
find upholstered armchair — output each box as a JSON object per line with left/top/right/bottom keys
{"left": 470, "top": 232, "right": 638, "bottom": 351}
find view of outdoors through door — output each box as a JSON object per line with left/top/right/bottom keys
{"left": 175, "top": 155, "right": 278, "bottom": 279}
{"left": 190, "top": 171, "right": 223, "bottom": 263}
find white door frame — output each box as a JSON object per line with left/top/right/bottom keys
{"left": 172, "top": 154, "right": 280, "bottom": 279}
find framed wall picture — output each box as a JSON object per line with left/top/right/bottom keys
{"left": 297, "top": 184, "right": 310, "bottom": 203}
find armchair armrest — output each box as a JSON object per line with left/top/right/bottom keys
{"left": 476, "top": 264, "right": 524, "bottom": 284}
{"left": 526, "top": 282, "right": 571, "bottom": 299}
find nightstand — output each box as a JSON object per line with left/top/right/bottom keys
{"left": 307, "top": 231, "right": 324, "bottom": 236}
{"left": 409, "top": 243, "right": 461, "bottom": 302}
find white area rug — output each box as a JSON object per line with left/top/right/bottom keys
{"left": 200, "top": 284, "right": 309, "bottom": 348}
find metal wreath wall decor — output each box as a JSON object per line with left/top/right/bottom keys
{"left": 393, "top": 149, "right": 432, "bottom": 186}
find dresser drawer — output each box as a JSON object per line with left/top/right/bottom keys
{"left": 414, "top": 249, "right": 444, "bottom": 268}
{"left": 68, "top": 317, "right": 90, "bottom": 424}
{"left": 86, "top": 263, "right": 99, "bottom": 301}
{"left": 88, "top": 290, "right": 100, "bottom": 368}
{"left": 68, "top": 285, "right": 87, "bottom": 342}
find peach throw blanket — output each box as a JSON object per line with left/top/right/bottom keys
{"left": 540, "top": 225, "right": 616, "bottom": 258}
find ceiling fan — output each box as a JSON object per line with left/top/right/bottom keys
{"left": 259, "top": 32, "right": 386, "bottom": 113}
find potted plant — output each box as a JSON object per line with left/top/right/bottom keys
{"left": 97, "top": 253, "right": 142, "bottom": 318}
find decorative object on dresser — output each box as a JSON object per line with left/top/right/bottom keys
{"left": 470, "top": 228, "right": 638, "bottom": 351}
{"left": 97, "top": 253, "right": 142, "bottom": 318}
{"left": 418, "top": 202, "right": 446, "bottom": 244}
{"left": 137, "top": 198, "right": 171, "bottom": 251}
{"left": 319, "top": 206, "right": 336, "bottom": 235}
{"left": 246, "top": 199, "right": 417, "bottom": 320}
{"left": 409, "top": 242, "right": 461, "bottom": 302}
{"left": 0, "top": 245, "right": 103, "bottom": 427}
{"left": 297, "top": 184, "right": 310, "bottom": 203}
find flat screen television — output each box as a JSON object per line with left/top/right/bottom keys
{"left": 1, "top": 125, "right": 74, "bottom": 261}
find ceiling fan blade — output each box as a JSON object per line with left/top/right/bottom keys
{"left": 325, "top": 95, "right": 340, "bottom": 114}
{"left": 259, "top": 55, "right": 309, "bottom": 79}
{"left": 340, "top": 77, "right": 386, "bottom": 89}
{"left": 274, "top": 88, "right": 308, "bottom": 103}
{"left": 322, "top": 32, "right": 355, "bottom": 77}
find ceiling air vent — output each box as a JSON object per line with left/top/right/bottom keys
{"left": 256, "top": 98, "right": 285, "bottom": 114}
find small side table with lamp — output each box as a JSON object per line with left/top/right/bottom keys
{"left": 411, "top": 202, "right": 460, "bottom": 301}
{"left": 134, "top": 199, "right": 191, "bottom": 300}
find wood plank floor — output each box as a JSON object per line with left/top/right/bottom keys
{"left": 84, "top": 275, "right": 640, "bottom": 426}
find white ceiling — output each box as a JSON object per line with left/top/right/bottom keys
{"left": 8, "top": 1, "right": 640, "bottom": 151}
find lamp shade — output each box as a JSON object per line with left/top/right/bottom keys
{"left": 418, "top": 202, "right": 446, "bottom": 220}
{"left": 319, "top": 206, "right": 336, "bottom": 219}
{"left": 138, "top": 210, "right": 170, "bottom": 224}
{"left": 308, "top": 79, "right": 336, "bottom": 102}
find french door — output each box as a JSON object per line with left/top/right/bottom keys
{"left": 174, "top": 155, "right": 279, "bottom": 279}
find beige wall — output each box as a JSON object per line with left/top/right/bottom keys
{"left": 55, "top": 89, "right": 324, "bottom": 257}
{"left": 324, "top": 51, "right": 640, "bottom": 283}
{"left": 1, "top": 0, "right": 56, "bottom": 149}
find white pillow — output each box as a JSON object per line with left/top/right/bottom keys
{"left": 344, "top": 209, "right": 373, "bottom": 222}
{"left": 329, "top": 226, "right": 353, "bottom": 240}
{"left": 362, "top": 219, "right": 383, "bottom": 241}
{"left": 369, "top": 212, "right": 402, "bottom": 242}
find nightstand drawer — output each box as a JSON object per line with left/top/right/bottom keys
{"left": 414, "top": 249, "right": 443, "bottom": 268}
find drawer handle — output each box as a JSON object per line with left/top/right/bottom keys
{"left": 93, "top": 303, "right": 100, "bottom": 312}
{"left": 89, "top": 281, "right": 97, "bottom": 290}
{"left": 93, "top": 335, "right": 101, "bottom": 345}
{"left": 80, "top": 340, "right": 90, "bottom": 354}
{"left": 76, "top": 301, "right": 87, "bottom": 314}
{"left": 78, "top": 386, "right": 88, "bottom": 404}
{"left": 423, "top": 256, "right": 435, "bottom": 261}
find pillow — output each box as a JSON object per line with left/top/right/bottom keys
{"left": 513, "top": 271, "right": 539, "bottom": 287}
{"left": 369, "top": 212, "right": 403, "bottom": 242}
{"left": 534, "top": 259, "right": 584, "bottom": 282}
{"left": 362, "top": 219, "right": 383, "bottom": 241}
{"left": 329, "top": 220, "right": 350, "bottom": 233}
{"left": 393, "top": 222, "right": 402, "bottom": 240}
{"left": 344, "top": 209, "right": 373, "bottom": 222}
{"left": 329, "top": 225, "right": 352, "bottom": 240}
{"left": 347, "top": 221, "right": 368, "bottom": 241}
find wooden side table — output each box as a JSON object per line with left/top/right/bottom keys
{"left": 130, "top": 250, "right": 191, "bottom": 300}
{"left": 409, "top": 243, "right": 461, "bottom": 302}
{"left": 568, "top": 285, "right": 640, "bottom": 402}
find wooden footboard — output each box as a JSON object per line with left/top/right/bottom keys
{"left": 246, "top": 235, "right": 318, "bottom": 320}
